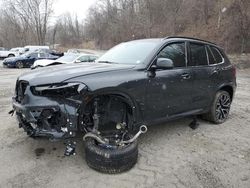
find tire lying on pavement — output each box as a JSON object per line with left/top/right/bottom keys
{"left": 85, "top": 137, "right": 138, "bottom": 174}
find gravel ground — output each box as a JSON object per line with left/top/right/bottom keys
{"left": 0, "top": 60, "right": 249, "bottom": 188}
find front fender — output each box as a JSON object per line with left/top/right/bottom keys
{"left": 86, "top": 87, "right": 144, "bottom": 128}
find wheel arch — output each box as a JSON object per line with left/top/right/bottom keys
{"left": 87, "top": 89, "right": 144, "bottom": 129}
{"left": 218, "top": 84, "right": 234, "bottom": 100}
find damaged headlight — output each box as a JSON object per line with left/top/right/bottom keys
{"left": 31, "top": 82, "right": 87, "bottom": 97}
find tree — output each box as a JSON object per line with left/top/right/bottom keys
{"left": 3, "top": 0, "right": 54, "bottom": 45}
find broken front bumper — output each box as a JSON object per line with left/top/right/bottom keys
{"left": 12, "top": 86, "right": 82, "bottom": 139}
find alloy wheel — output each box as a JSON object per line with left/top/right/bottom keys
{"left": 215, "top": 93, "right": 231, "bottom": 121}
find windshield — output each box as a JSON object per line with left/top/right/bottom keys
{"left": 56, "top": 54, "right": 79, "bottom": 62}
{"left": 97, "top": 40, "right": 159, "bottom": 64}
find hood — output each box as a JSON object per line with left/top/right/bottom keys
{"left": 19, "top": 62, "right": 135, "bottom": 85}
{"left": 33, "top": 59, "right": 55, "bottom": 66}
{"left": 4, "top": 56, "right": 24, "bottom": 62}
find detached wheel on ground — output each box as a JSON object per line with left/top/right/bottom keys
{"left": 16, "top": 61, "right": 24, "bottom": 69}
{"left": 85, "top": 137, "right": 138, "bottom": 174}
{"left": 203, "top": 90, "right": 232, "bottom": 124}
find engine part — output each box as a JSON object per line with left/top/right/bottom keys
{"left": 64, "top": 140, "right": 76, "bottom": 156}
{"left": 119, "top": 125, "right": 147, "bottom": 145}
{"left": 83, "top": 132, "right": 108, "bottom": 144}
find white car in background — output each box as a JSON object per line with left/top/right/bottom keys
{"left": 24, "top": 45, "right": 50, "bottom": 53}
{"left": 31, "top": 53, "right": 98, "bottom": 69}
{"left": 0, "top": 47, "right": 25, "bottom": 58}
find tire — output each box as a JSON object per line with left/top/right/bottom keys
{"left": 203, "top": 90, "right": 232, "bottom": 124}
{"left": 16, "top": 61, "right": 24, "bottom": 69}
{"left": 85, "top": 137, "right": 138, "bottom": 174}
{"left": 8, "top": 54, "right": 15, "bottom": 57}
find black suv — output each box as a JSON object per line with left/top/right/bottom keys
{"left": 12, "top": 37, "right": 236, "bottom": 173}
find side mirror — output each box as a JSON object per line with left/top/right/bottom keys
{"left": 75, "top": 59, "right": 81, "bottom": 63}
{"left": 156, "top": 58, "right": 174, "bottom": 69}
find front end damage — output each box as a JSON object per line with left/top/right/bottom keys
{"left": 12, "top": 80, "right": 147, "bottom": 155}
{"left": 12, "top": 80, "right": 87, "bottom": 139}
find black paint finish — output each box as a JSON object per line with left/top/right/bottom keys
{"left": 12, "top": 37, "right": 236, "bottom": 138}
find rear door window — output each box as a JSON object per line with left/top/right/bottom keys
{"left": 206, "top": 46, "right": 216, "bottom": 65}
{"left": 189, "top": 43, "right": 208, "bottom": 66}
{"left": 158, "top": 43, "right": 186, "bottom": 68}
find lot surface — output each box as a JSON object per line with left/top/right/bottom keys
{"left": 0, "top": 60, "right": 250, "bottom": 188}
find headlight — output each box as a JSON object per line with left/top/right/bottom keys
{"left": 31, "top": 82, "right": 87, "bottom": 97}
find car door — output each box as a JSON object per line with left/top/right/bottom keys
{"left": 145, "top": 42, "right": 194, "bottom": 122}
{"left": 188, "top": 42, "right": 216, "bottom": 110}
{"left": 25, "top": 53, "right": 38, "bottom": 67}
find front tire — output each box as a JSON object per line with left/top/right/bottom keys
{"left": 16, "top": 61, "right": 24, "bottom": 69}
{"left": 203, "top": 90, "right": 232, "bottom": 124}
{"left": 85, "top": 136, "right": 138, "bottom": 174}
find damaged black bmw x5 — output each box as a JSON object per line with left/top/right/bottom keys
{"left": 12, "top": 37, "right": 236, "bottom": 173}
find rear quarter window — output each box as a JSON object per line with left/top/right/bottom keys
{"left": 210, "top": 46, "right": 223, "bottom": 64}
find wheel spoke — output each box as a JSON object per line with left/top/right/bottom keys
{"left": 215, "top": 93, "right": 231, "bottom": 121}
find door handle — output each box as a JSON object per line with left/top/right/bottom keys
{"left": 181, "top": 73, "right": 191, "bottom": 80}
{"left": 211, "top": 68, "right": 220, "bottom": 75}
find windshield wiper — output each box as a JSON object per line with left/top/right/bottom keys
{"left": 97, "top": 61, "right": 118, "bottom": 64}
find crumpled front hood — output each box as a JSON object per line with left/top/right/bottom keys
{"left": 18, "top": 63, "right": 135, "bottom": 85}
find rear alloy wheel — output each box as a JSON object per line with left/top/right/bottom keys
{"left": 85, "top": 135, "right": 138, "bottom": 174}
{"left": 16, "top": 61, "right": 24, "bottom": 69}
{"left": 203, "top": 90, "right": 231, "bottom": 124}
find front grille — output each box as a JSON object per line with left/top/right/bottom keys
{"left": 16, "top": 80, "right": 29, "bottom": 102}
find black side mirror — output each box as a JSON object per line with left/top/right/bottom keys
{"left": 156, "top": 58, "right": 174, "bottom": 69}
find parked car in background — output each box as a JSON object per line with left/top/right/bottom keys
{"left": 31, "top": 53, "right": 98, "bottom": 69}
{"left": 24, "top": 45, "right": 50, "bottom": 53}
{"left": 3, "top": 51, "right": 59, "bottom": 68}
{"left": 35, "top": 48, "right": 64, "bottom": 57}
{"left": 0, "top": 47, "right": 8, "bottom": 51}
{"left": 65, "top": 49, "right": 81, "bottom": 54}
{"left": 0, "top": 47, "right": 23, "bottom": 58}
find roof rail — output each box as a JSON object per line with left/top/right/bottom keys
{"left": 164, "top": 36, "right": 217, "bottom": 45}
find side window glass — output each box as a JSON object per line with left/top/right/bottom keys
{"left": 190, "top": 43, "right": 208, "bottom": 66}
{"left": 89, "top": 56, "right": 97, "bottom": 61}
{"left": 78, "top": 56, "right": 89, "bottom": 62}
{"left": 210, "top": 47, "right": 223, "bottom": 64}
{"left": 207, "top": 46, "right": 216, "bottom": 65}
{"left": 158, "top": 43, "right": 186, "bottom": 67}
{"left": 29, "top": 53, "right": 37, "bottom": 58}
{"left": 39, "top": 53, "right": 46, "bottom": 58}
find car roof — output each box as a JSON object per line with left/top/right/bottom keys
{"left": 128, "top": 36, "right": 220, "bottom": 48}
{"left": 78, "top": 53, "right": 98, "bottom": 57}
{"left": 164, "top": 36, "right": 218, "bottom": 46}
